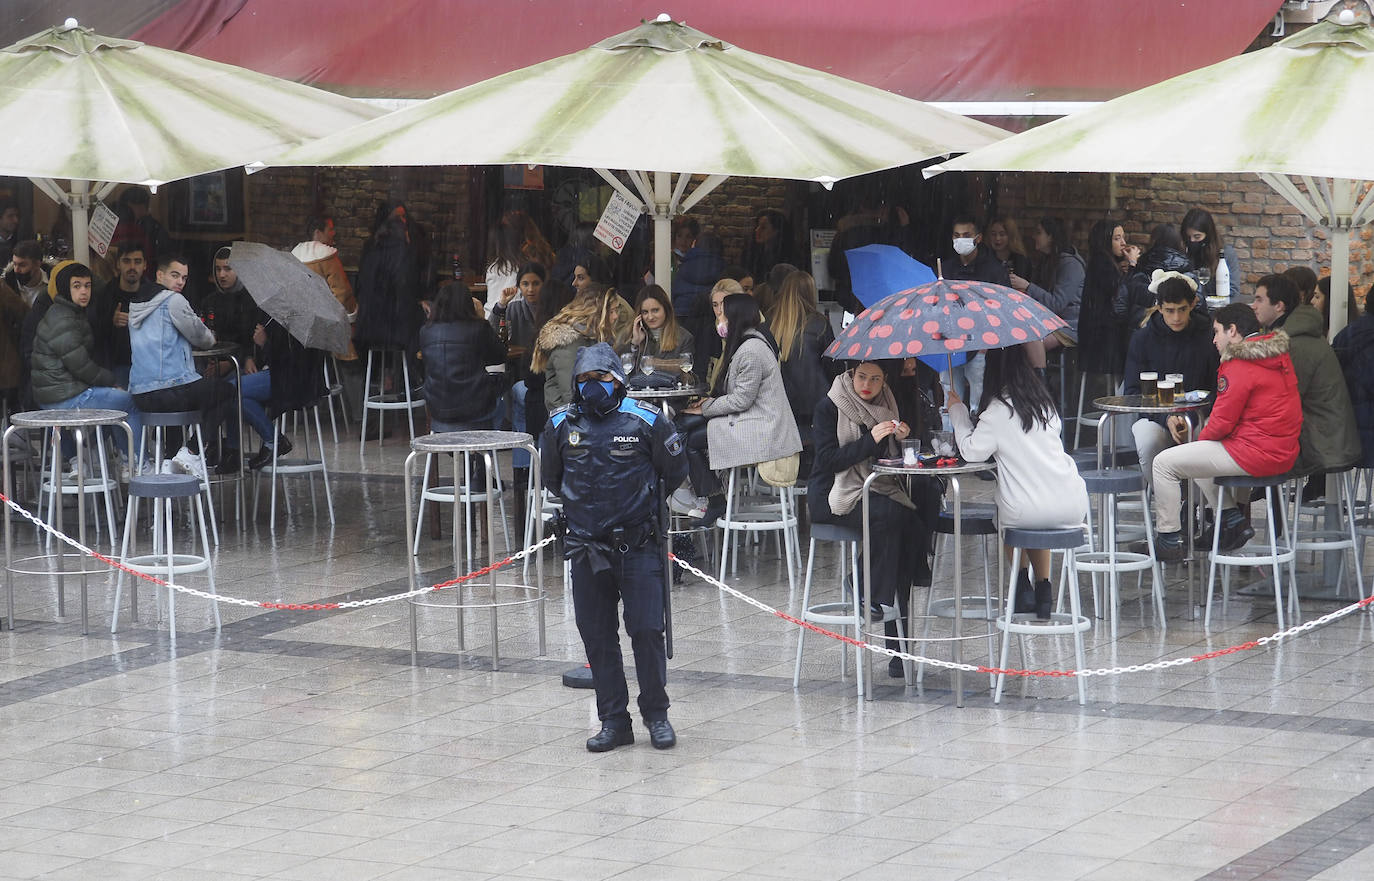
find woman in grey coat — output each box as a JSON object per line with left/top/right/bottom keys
{"left": 682, "top": 294, "right": 802, "bottom": 523}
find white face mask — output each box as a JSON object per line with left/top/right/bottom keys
{"left": 716, "top": 321, "right": 729, "bottom": 338}
{"left": 952, "top": 237, "right": 978, "bottom": 257}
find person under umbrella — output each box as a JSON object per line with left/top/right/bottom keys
{"left": 946, "top": 344, "right": 1088, "bottom": 620}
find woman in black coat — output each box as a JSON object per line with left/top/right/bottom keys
{"left": 418, "top": 282, "right": 507, "bottom": 432}
{"left": 355, "top": 201, "right": 423, "bottom": 353}
{"left": 1077, "top": 218, "right": 1139, "bottom": 379}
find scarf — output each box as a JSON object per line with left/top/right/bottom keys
{"left": 826, "top": 373, "right": 914, "bottom": 516}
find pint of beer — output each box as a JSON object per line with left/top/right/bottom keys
{"left": 1140, "top": 372, "right": 1158, "bottom": 400}
{"left": 1157, "top": 379, "right": 1176, "bottom": 405}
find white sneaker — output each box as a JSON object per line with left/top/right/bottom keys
{"left": 171, "top": 447, "right": 206, "bottom": 480}
{"left": 669, "top": 486, "right": 700, "bottom": 515}
{"left": 60, "top": 460, "right": 88, "bottom": 483}
{"left": 114, "top": 452, "right": 131, "bottom": 483}
{"left": 159, "top": 458, "right": 175, "bottom": 475}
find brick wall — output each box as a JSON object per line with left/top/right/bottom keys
{"left": 245, "top": 166, "right": 471, "bottom": 271}
{"left": 993, "top": 171, "right": 1373, "bottom": 302}
{"left": 675, "top": 175, "right": 796, "bottom": 267}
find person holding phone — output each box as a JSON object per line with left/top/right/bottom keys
{"left": 90, "top": 240, "right": 155, "bottom": 386}
{"left": 624, "top": 285, "right": 694, "bottom": 369}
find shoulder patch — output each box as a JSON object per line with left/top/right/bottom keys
{"left": 665, "top": 432, "right": 683, "bottom": 456}
{"left": 1217, "top": 375, "right": 1228, "bottom": 394}
{"left": 550, "top": 404, "right": 573, "bottom": 429}
{"left": 618, "top": 398, "right": 658, "bottom": 426}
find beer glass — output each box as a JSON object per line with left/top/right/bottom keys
{"left": 1140, "top": 372, "right": 1158, "bottom": 400}
{"left": 1157, "top": 380, "right": 1176, "bottom": 405}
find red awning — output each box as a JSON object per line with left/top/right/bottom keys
{"left": 129, "top": 0, "right": 1282, "bottom": 103}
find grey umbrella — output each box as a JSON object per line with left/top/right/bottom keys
{"left": 227, "top": 242, "right": 351, "bottom": 356}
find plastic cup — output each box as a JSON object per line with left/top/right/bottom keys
{"left": 902, "top": 439, "right": 919, "bottom": 466}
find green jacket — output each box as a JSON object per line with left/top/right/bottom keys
{"left": 1282, "top": 305, "right": 1361, "bottom": 475}
{"left": 32, "top": 298, "right": 114, "bottom": 405}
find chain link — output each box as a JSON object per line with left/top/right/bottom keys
{"left": 0, "top": 491, "right": 556, "bottom": 609}
{"left": 668, "top": 552, "right": 1374, "bottom": 680}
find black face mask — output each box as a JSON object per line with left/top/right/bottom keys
{"left": 577, "top": 379, "right": 619, "bottom": 417}
{"left": 1186, "top": 240, "right": 1208, "bottom": 264}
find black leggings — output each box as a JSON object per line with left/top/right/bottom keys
{"left": 682, "top": 420, "right": 722, "bottom": 498}
{"left": 133, "top": 377, "right": 236, "bottom": 453}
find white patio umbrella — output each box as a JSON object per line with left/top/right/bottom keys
{"left": 269, "top": 13, "right": 1007, "bottom": 287}
{"left": 0, "top": 19, "right": 381, "bottom": 263}
{"left": 926, "top": 1, "right": 1374, "bottom": 339}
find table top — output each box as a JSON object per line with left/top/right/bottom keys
{"left": 8, "top": 409, "right": 129, "bottom": 428}
{"left": 1094, "top": 394, "right": 1211, "bottom": 415}
{"left": 627, "top": 384, "right": 706, "bottom": 401}
{"left": 411, "top": 430, "right": 535, "bottom": 453}
{"left": 872, "top": 459, "right": 996, "bottom": 478}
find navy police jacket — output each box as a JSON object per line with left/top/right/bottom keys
{"left": 540, "top": 343, "right": 688, "bottom": 547}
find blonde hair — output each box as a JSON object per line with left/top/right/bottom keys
{"left": 712, "top": 278, "right": 744, "bottom": 298}
{"left": 531, "top": 285, "right": 620, "bottom": 373}
{"left": 988, "top": 215, "right": 1028, "bottom": 257}
{"left": 768, "top": 270, "right": 820, "bottom": 362}
{"left": 634, "top": 285, "right": 681, "bottom": 353}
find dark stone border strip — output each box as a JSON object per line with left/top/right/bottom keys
{"left": 1196, "top": 787, "right": 1374, "bottom": 880}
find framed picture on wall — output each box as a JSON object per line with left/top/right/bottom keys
{"left": 168, "top": 170, "right": 245, "bottom": 235}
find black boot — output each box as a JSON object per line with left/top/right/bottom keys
{"left": 512, "top": 467, "right": 529, "bottom": 544}
{"left": 1034, "top": 579, "right": 1053, "bottom": 621}
{"left": 1013, "top": 568, "right": 1036, "bottom": 614}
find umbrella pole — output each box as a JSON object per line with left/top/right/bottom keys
{"left": 653, "top": 172, "right": 673, "bottom": 291}
{"left": 70, "top": 179, "right": 90, "bottom": 265}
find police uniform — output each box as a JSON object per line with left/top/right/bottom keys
{"left": 541, "top": 343, "right": 688, "bottom": 751}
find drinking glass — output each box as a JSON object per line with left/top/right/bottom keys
{"left": 1196, "top": 267, "right": 1212, "bottom": 293}
{"left": 680, "top": 353, "right": 694, "bottom": 378}
{"left": 1140, "top": 372, "right": 1158, "bottom": 400}
{"left": 1157, "top": 380, "right": 1176, "bottom": 405}
{"left": 641, "top": 356, "right": 656, "bottom": 376}
{"left": 1166, "top": 373, "right": 1184, "bottom": 391}
{"left": 620, "top": 352, "right": 636, "bottom": 376}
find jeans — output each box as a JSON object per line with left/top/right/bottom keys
{"left": 570, "top": 541, "right": 669, "bottom": 728}
{"left": 949, "top": 352, "right": 985, "bottom": 411}
{"left": 41, "top": 386, "right": 143, "bottom": 458}
{"left": 509, "top": 380, "right": 529, "bottom": 468}
{"left": 229, "top": 369, "right": 275, "bottom": 447}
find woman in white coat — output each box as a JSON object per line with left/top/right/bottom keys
{"left": 947, "top": 344, "right": 1088, "bottom": 619}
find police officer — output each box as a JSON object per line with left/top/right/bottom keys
{"left": 542, "top": 343, "right": 688, "bottom": 752}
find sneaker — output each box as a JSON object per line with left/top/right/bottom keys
{"left": 116, "top": 455, "right": 131, "bottom": 483}
{"left": 159, "top": 458, "right": 175, "bottom": 474}
{"left": 60, "top": 460, "right": 87, "bottom": 484}
{"left": 171, "top": 447, "right": 206, "bottom": 479}
{"left": 1155, "top": 531, "right": 1187, "bottom": 562}
{"left": 1217, "top": 509, "right": 1255, "bottom": 552}
{"left": 669, "top": 486, "right": 700, "bottom": 515}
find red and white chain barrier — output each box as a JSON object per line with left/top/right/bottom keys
{"left": 668, "top": 554, "right": 1374, "bottom": 679}
{"left": 6, "top": 485, "right": 1373, "bottom": 680}
{"left": 0, "top": 491, "right": 556, "bottom": 610}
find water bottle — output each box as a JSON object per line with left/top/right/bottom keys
{"left": 1215, "top": 259, "right": 1230, "bottom": 302}
{"left": 452, "top": 254, "right": 463, "bottom": 283}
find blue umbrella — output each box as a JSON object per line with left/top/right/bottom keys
{"left": 844, "top": 244, "right": 964, "bottom": 371}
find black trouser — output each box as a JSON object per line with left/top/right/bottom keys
{"left": 133, "top": 377, "right": 236, "bottom": 455}
{"left": 570, "top": 540, "right": 669, "bottom": 730}
{"left": 682, "top": 420, "right": 721, "bottom": 498}
{"left": 824, "top": 494, "right": 927, "bottom": 609}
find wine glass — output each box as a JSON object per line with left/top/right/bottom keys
{"left": 680, "top": 353, "right": 694, "bottom": 384}
{"left": 620, "top": 352, "right": 636, "bottom": 376}
{"left": 1196, "top": 267, "right": 1212, "bottom": 294}
{"left": 640, "top": 356, "right": 656, "bottom": 376}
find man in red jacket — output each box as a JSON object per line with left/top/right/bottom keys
{"left": 1153, "top": 303, "right": 1302, "bottom": 560}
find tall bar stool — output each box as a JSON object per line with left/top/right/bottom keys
{"left": 1073, "top": 372, "right": 1118, "bottom": 450}
{"left": 253, "top": 400, "right": 334, "bottom": 530}
{"left": 917, "top": 502, "right": 1000, "bottom": 689}
{"left": 794, "top": 522, "right": 864, "bottom": 695}
{"left": 36, "top": 423, "right": 121, "bottom": 550}
{"left": 2, "top": 409, "right": 133, "bottom": 634}
{"left": 411, "top": 446, "right": 510, "bottom": 563}
{"left": 112, "top": 473, "right": 219, "bottom": 636}
{"left": 994, "top": 526, "right": 1091, "bottom": 705}
{"left": 716, "top": 465, "right": 799, "bottom": 593}
{"left": 1078, "top": 469, "right": 1165, "bottom": 637}
{"left": 1287, "top": 467, "right": 1364, "bottom": 609}
{"left": 322, "top": 355, "right": 351, "bottom": 444}
{"left": 359, "top": 346, "right": 424, "bottom": 451}
{"left": 402, "top": 431, "right": 545, "bottom": 669}
{"left": 1205, "top": 474, "right": 1295, "bottom": 630}
{"left": 137, "top": 411, "right": 219, "bottom": 545}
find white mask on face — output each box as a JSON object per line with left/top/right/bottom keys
{"left": 952, "top": 237, "right": 977, "bottom": 257}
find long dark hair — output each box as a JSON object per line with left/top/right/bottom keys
{"left": 428, "top": 282, "right": 481, "bottom": 323}
{"left": 1085, "top": 218, "right": 1123, "bottom": 307}
{"left": 711, "top": 294, "right": 768, "bottom": 396}
{"left": 1180, "top": 207, "right": 1221, "bottom": 273}
{"left": 978, "top": 344, "right": 1057, "bottom": 431}
{"left": 533, "top": 278, "right": 574, "bottom": 328}
{"left": 1029, "top": 217, "right": 1071, "bottom": 290}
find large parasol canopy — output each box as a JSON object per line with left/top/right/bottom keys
{"left": 268, "top": 13, "right": 1008, "bottom": 288}
{"left": 0, "top": 19, "right": 381, "bottom": 262}
{"left": 927, "top": 1, "right": 1374, "bottom": 339}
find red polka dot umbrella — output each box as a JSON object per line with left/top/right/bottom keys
{"left": 823, "top": 278, "right": 1068, "bottom": 363}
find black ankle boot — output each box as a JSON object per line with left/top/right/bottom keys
{"left": 1034, "top": 580, "right": 1053, "bottom": 621}
{"left": 1014, "top": 569, "right": 1036, "bottom": 614}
